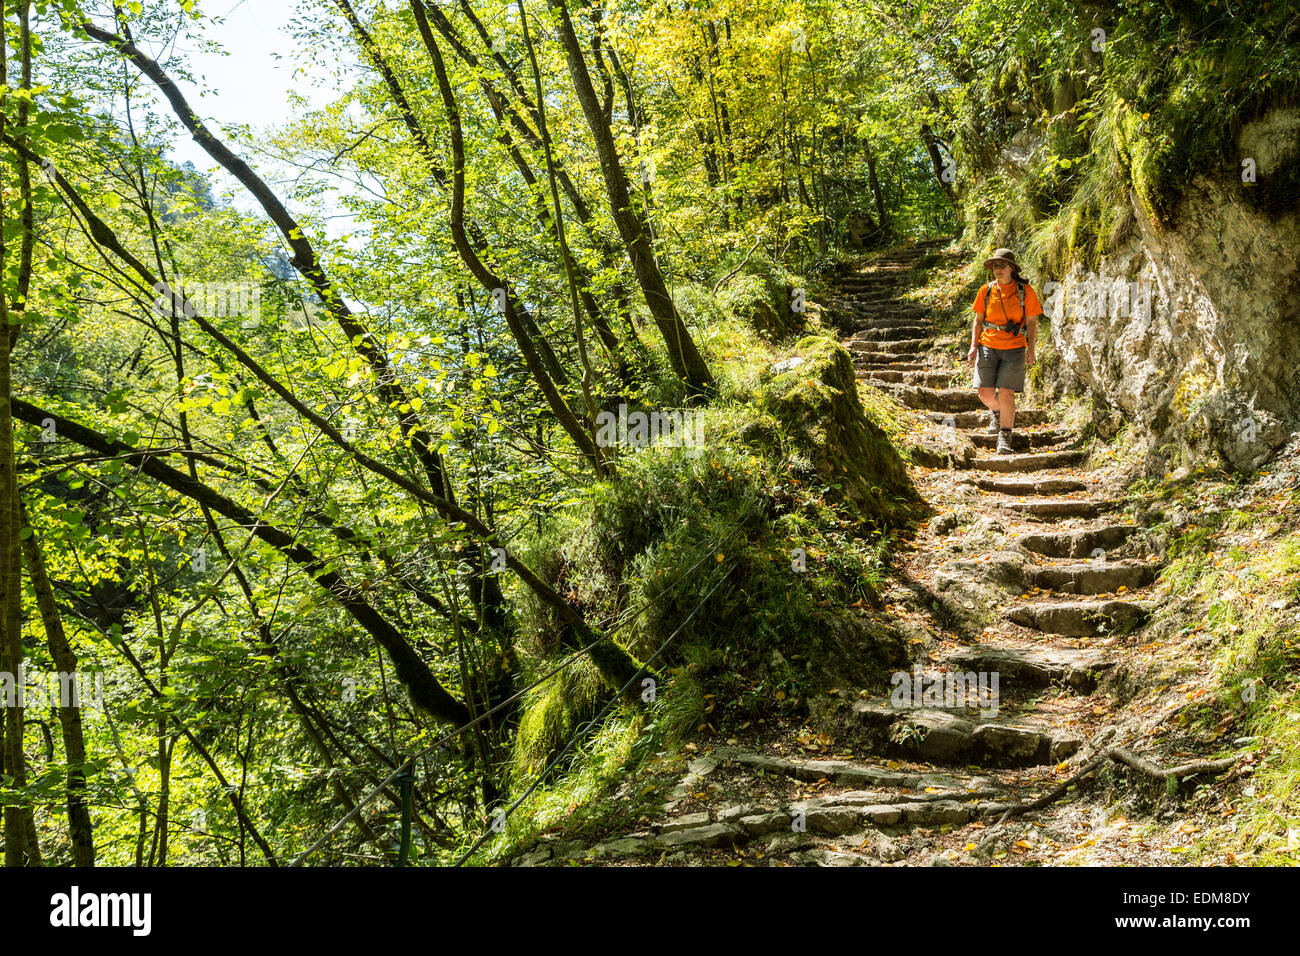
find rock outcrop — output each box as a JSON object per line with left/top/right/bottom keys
{"left": 1044, "top": 107, "right": 1300, "bottom": 472}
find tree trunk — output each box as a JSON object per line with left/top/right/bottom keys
{"left": 0, "top": 0, "right": 34, "bottom": 866}
{"left": 19, "top": 508, "right": 96, "bottom": 866}
{"left": 547, "top": 0, "right": 715, "bottom": 398}
{"left": 867, "top": 145, "right": 888, "bottom": 238}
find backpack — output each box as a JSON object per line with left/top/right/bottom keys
{"left": 984, "top": 279, "right": 1027, "bottom": 338}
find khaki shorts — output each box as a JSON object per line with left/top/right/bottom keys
{"left": 974, "top": 344, "right": 1026, "bottom": 392}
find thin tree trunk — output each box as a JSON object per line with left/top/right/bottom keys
{"left": 517, "top": 0, "right": 601, "bottom": 426}
{"left": 411, "top": 7, "right": 608, "bottom": 475}
{"left": 547, "top": 0, "right": 715, "bottom": 398}
{"left": 867, "top": 145, "right": 888, "bottom": 238}
{"left": 0, "top": 0, "right": 35, "bottom": 867}
{"left": 19, "top": 506, "right": 96, "bottom": 866}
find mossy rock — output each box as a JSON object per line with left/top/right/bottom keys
{"left": 760, "top": 335, "right": 918, "bottom": 529}
{"left": 725, "top": 273, "right": 806, "bottom": 342}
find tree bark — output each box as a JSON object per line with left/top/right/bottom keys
{"left": 546, "top": 0, "right": 715, "bottom": 398}
{"left": 0, "top": 0, "right": 35, "bottom": 866}
{"left": 18, "top": 506, "right": 96, "bottom": 866}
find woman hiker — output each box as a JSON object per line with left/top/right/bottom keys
{"left": 967, "top": 248, "right": 1042, "bottom": 455}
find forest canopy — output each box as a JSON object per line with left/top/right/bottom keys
{"left": 1, "top": 0, "right": 1295, "bottom": 866}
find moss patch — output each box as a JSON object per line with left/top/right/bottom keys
{"left": 760, "top": 335, "right": 918, "bottom": 531}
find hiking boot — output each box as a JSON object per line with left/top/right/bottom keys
{"left": 996, "top": 428, "right": 1015, "bottom": 455}
{"left": 987, "top": 409, "right": 1001, "bottom": 434}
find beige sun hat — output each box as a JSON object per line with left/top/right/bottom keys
{"left": 982, "top": 248, "right": 1019, "bottom": 271}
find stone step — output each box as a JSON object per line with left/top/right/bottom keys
{"left": 1004, "top": 598, "right": 1152, "bottom": 637}
{"left": 841, "top": 314, "right": 934, "bottom": 330}
{"left": 716, "top": 748, "right": 999, "bottom": 792}
{"left": 854, "top": 351, "right": 926, "bottom": 365}
{"left": 974, "top": 476, "right": 1089, "bottom": 495}
{"left": 972, "top": 450, "right": 1088, "bottom": 472}
{"left": 970, "top": 429, "right": 1073, "bottom": 452}
{"left": 850, "top": 324, "right": 933, "bottom": 342}
{"left": 831, "top": 290, "right": 928, "bottom": 302}
{"left": 854, "top": 685, "right": 1003, "bottom": 719}
{"left": 944, "top": 645, "right": 1115, "bottom": 693}
{"left": 838, "top": 276, "right": 908, "bottom": 285}
{"left": 853, "top": 705, "right": 1080, "bottom": 768}
{"left": 831, "top": 294, "right": 918, "bottom": 306}
{"left": 863, "top": 370, "right": 954, "bottom": 388}
{"left": 1000, "top": 497, "right": 1114, "bottom": 518}
{"left": 846, "top": 310, "right": 934, "bottom": 322}
{"left": 856, "top": 361, "right": 930, "bottom": 372}
{"left": 928, "top": 410, "right": 1050, "bottom": 429}
{"left": 1025, "top": 559, "right": 1159, "bottom": 594}
{"left": 879, "top": 386, "right": 985, "bottom": 413}
{"left": 836, "top": 284, "right": 910, "bottom": 294}
{"left": 1018, "top": 524, "right": 1137, "bottom": 558}
{"left": 864, "top": 336, "right": 932, "bottom": 354}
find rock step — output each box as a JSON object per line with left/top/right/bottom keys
{"left": 845, "top": 310, "right": 935, "bottom": 323}
{"left": 1001, "top": 497, "right": 1114, "bottom": 518}
{"left": 837, "top": 276, "right": 910, "bottom": 285}
{"left": 846, "top": 312, "right": 936, "bottom": 324}
{"left": 853, "top": 351, "right": 928, "bottom": 365}
{"left": 876, "top": 385, "right": 985, "bottom": 413}
{"left": 1018, "top": 524, "right": 1137, "bottom": 558}
{"left": 830, "top": 295, "right": 924, "bottom": 308}
{"left": 974, "top": 476, "right": 1089, "bottom": 494}
{"left": 854, "top": 685, "right": 1003, "bottom": 718}
{"left": 717, "top": 748, "right": 998, "bottom": 792}
{"left": 1025, "top": 559, "right": 1159, "bottom": 594}
{"left": 849, "top": 325, "right": 933, "bottom": 342}
{"left": 928, "top": 409, "right": 1050, "bottom": 428}
{"left": 862, "top": 370, "right": 954, "bottom": 388}
{"left": 1005, "top": 598, "right": 1153, "bottom": 637}
{"left": 853, "top": 705, "right": 1080, "bottom": 767}
{"left": 858, "top": 336, "right": 932, "bottom": 354}
{"left": 856, "top": 361, "right": 930, "bottom": 372}
{"left": 829, "top": 292, "right": 930, "bottom": 303}
{"left": 846, "top": 338, "right": 922, "bottom": 354}
{"left": 972, "top": 450, "right": 1087, "bottom": 473}
{"left": 970, "top": 429, "right": 1073, "bottom": 451}
{"left": 944, "top": 645, "right": 1114, "bottom": 693}
{"left": 840, "top": 314, "right": 935, "bottom": 330}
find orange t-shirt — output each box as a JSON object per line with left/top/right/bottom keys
{"left": 973, "top": 280, "right": 1041, "bottom": 349}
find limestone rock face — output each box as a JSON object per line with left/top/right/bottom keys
{"left": 1046, "top": 107, "right": 1300, "bottom": 472}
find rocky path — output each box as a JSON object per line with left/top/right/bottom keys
{"left": 513, "top": 242, "right": 1184, "bottom": 867}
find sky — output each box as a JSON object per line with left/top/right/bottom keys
{"left": 168, "top": 0, "right": 326, "bottom": 162}
{"left": 157, "top": 0, "right": 356, "bottom": 224}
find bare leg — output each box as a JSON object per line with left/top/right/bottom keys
{"left": 999, "top": 388, "right": 1016, "bottom": 429}
{"left": 977, "top": 387, "right": 999, "bottom": 412}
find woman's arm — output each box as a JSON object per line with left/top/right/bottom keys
{"left": 968, "top": 311, "right": 984, "bottom": 363}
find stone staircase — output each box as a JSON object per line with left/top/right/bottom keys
{"left": 511, "top": 239, "right": 1168, "bottom": 867}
